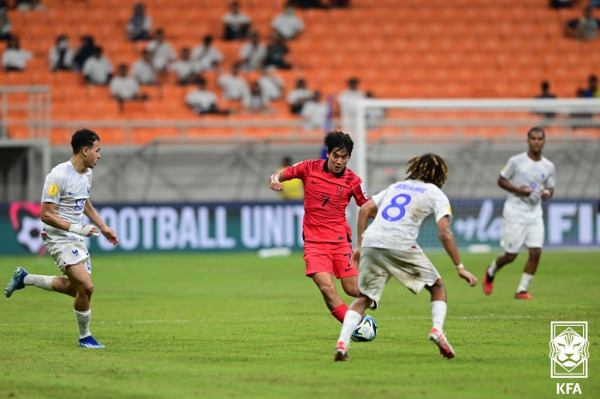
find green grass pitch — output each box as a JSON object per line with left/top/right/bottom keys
{"left": 1, "top": 251, "right": 598, "bottom": 399}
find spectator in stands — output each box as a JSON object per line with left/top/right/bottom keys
{"left": 287, "top": 77, "right": 313, "bottom": 114}
{"left": 82, "top": 46, "right": 113, "bottom": 85}
{"left": 48, "top": 34, "right": 75, "bottom": 71}
{"left": 570, "top": 88, "right": 592, "bottom": 125}
{"left": 242, "top": 81, "right": 270, "bottom": 114}
{"left": 0, "top": 10, "right": 11, "bottom": 41}
{"left": 239, "top": 30, "right": 267, "bottom": 71}
{"left": 191, "top": 34, "right": 224, "bottom": 73}
{"left": 15, "top": 0, "right": 46, "bottom": 11}
{"left": 109, "top": 63, "right": 149, "bottom": 109}
{"left": 73, "top": 35, "right": 95, "bottom": 71}
{"left": 337, "top": 76, "right": 365, "bottom": 117}
{"left": 169, "top": 46, "right": 200, "bottom": 85}
{"left": 365, "top": 91, "right": 386, "bottom": 128}
{"left": 582, "top": 74, "right": 598, "bottom": 97}
{"left": 328, "top": 0, "right": 350, "bottom": 7}
{"left": 564, "top": 5, "right": 600, "bottom": 40}
{"left": 271, "top": 1, "right": 305, "bottom": 41}
{"left": 217, "top": 63, "right": 250, "bottom": 101}
{"left": 131, "top": 49, "right": 158, "bottom": 85}
{"left": 127, "top": 2, "right": 152, "bottom": 41}
{"left": 550, "top": 0, "right": 575, "bottom": 8}
{"left": 258, "top": 65, "right": 285, "bottom": 101}
{"left": 265, "top": 30, "right": 291, "bottom": 69}
{"left": 534, "top": 80, "right": 557, "bottom": 119}
{"left": 289, "top": 0, "right": 327, "bottom": 8}
{"left": 301, "top": 90, "right": 328, "bottom": 130}
{"left": 146, "top": 28, "right": 176, "bottom": 73}
{"left": 222, "top": 1, "right": 251, "bottom": 41}
{"left": 185, "top": 77, "right": 230, "bottom": 115}
{"left": 2, "top": 36, "right": 32, "bottom": 72}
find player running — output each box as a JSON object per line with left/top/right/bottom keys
{"left": 333, "top": 153, "right": 477, "bottom": 361}
{"left": 269, "top": 130, "right": 370, "bottom": 323}
{"left": 483, "top": 126, "right": 556, "bottom": 299}
{"left": 4, "top": 129, "right": 119, "bottom": 348}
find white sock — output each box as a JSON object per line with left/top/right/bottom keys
{"left": 337, "top": 310, "right": 363, "bottom": 347}
{"left": 487, "top": 259, "right": 498, "bottom": 277}
{"left": 430, "top": 300, "right": 447, "bottom": 331}
{"left": 74, "top": 309, "right": 92, "bottom": 339}
{"left": 517, "top": 273, "right": 534, "bottom": 293}
{"left": 23, "top": 274, "right": 54, "bottom": 291}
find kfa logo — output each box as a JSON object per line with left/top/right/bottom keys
{"left": 549, "top": 321, "right": 589, "bottom": 379}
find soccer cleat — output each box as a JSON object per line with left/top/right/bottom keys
{"left": 428, "top": 328, "right": 455, "bottom": 359}
{"left": 78, "top": 335, "right": 105, "bottom": 349}
{"left": 334, "top": 341, "right": 348, "bottom": 362}
{"left": 482, "top": 266, "right": 494, "bottom": 295}
{"left": 4, "top": 267, "right": 28, "bottom": 298}
{"left": 514, "top": 291, "right": 533, "bottom": 300}
{"left": 368, "top": 300, "right": 378, "bottom": 311}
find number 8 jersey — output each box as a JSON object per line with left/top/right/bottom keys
{"left": 362, "top": 179, "right": 452, "bottom": 250}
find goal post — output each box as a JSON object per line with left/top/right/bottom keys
{"left": 342, "top": 98, "right": 600, "bottom": 250}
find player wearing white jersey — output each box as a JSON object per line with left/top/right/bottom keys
{"left": 333, "top": 154, "right": 477, "bottom": 362}
{"left": 483, "top": 126, "right": 556, "bottom": 300}
{"left": 4, "top": 129, "right": 119, "bottom": 348}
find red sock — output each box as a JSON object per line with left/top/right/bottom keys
{"left": 330, "top": 303, "right": 348, "bottom": 323}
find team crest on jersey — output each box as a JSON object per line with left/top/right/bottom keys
{"left": 336, "top": 186, "right": 345, "bottom": 197}
{"left": 47, "top": 184, "right": 59, "bottom": 196}
{"left": 9, "top": 202, "right": 45, "bottom": 255}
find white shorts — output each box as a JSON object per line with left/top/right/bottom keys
{"left": 501, "top": 218, "right": 545, "bottom": 254}
{"left": 358, "top": 246, "right": 441, "bottom": 303}
{"left": 42, "top": 232, "right": 92, "bottom": 275}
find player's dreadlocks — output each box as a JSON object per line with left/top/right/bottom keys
{"left": 324, "top": 130, "right": 354, "bottom": 156}
{"left": 405, "top": 153, "right": 448, "bottom": 188}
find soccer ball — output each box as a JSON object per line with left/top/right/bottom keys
{"left": 351, "top": 315, "right": 378, "bottom": 342}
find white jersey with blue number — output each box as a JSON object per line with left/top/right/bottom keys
{"left": 41, "top": 160, "right": 92, "bottom": 237}
{"left": 500, "top": 151, "right": 556, "bottom": 224}
{"left": 362, "top": 179, "right": 452, "bottom": 250}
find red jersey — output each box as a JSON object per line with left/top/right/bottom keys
{"left": 284, "top": 159, "right": 369, "bottom": 243}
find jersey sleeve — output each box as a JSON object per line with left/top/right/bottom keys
{"left": 433, "top": 189, "right": 452, "bottom": 223}
{"left": 499, "top": 155, "right": 516, "bottom": 180}
{"left": 352, "top": 179, "right": 369, "bottom": 207}
{"left": 41, "top": 172, "right": 64, "bottom": 204}
{"left": 283, "top": 160, "right": 307, "bottom": 181}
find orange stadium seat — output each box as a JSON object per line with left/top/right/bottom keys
{"left": 0, "top": 0, "right": 592, "bottom": 142}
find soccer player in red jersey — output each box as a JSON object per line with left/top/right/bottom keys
{"left": 269, "top": 130, "right": 370, "bottom": 323}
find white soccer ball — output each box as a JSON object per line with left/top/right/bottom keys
{"left": 351, "top": 315, "right": 378, "bottom": 342}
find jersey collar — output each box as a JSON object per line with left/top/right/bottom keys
{"left": 323, "top": 159, "right": 346, "bottom": 177}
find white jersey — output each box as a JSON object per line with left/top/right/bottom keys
{"left": 362, "top": 179, "right": 452, "bottom": 250}
{"left": 500, "top": 151, "right": 556, "bottom": 224}
{"left": 41, "top": 160, "right": 92, "bottom": 237}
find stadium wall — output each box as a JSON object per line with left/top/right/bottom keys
{"left": 2, "top": 199, "right": 598, "bottom": 256}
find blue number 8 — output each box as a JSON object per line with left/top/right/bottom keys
{"left": 382, "top": 194, "right": 411, "bottom": 221}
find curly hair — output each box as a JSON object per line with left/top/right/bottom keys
{"left": 324, "top": 130, "right": 354, "bottom": 156}
{"left": 71, "top": 128, "right": 100, "bottom": 154}
{"left": 405, "top": 153, "right": 448, "bottom": 188}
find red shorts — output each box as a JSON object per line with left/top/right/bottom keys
{"left": 303, "top": 241, "right": 357, "bottom": 279}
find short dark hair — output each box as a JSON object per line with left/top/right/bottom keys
{"left": 324, "top": 130, "right": 354, "bottom": 156}
{"left": 527, "top": 126, "right": 545, "bottom": 139}
{"left": 71, "top": 128, "right": 100, "bottom": 154}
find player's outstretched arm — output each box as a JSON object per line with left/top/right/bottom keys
{"left": 84, "top": 199, "right": 119, "bottom": 245}
{"left": 436, "top": 215, "right": 477, "bottom": 287}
